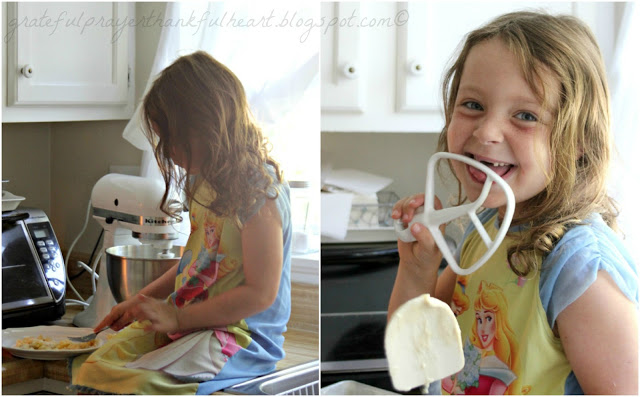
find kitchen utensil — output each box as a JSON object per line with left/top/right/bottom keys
{"left": 394, "top": 152, "right": 515, "bottom": 275}
{"left": 106, "top": 244, "right": 184, "bottom": 303}
{"left": 2, "top": 190, "right": 25, "bottom": 212}
{"left": 385, "top": 294, "right": 464, "bottom": 392}
{"left": 68, "top": 326, "right": 110, "bottom": 343}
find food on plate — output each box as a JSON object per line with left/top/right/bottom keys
{"left": 385, "top": 294, "right": 464, "bottom": 391}
{"left": 15, "top": 335, "right": 98, "bottom": 350}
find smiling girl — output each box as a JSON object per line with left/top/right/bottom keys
{"left": 389, "top": 11, "right": 638, "bottom": 394}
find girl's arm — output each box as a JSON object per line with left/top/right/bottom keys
{"left": 387, "top": 194, "right": 456, "bottom": 320}
{"left": 556, "top": 270, "right": 638, "bottom": 394}
{"left": 134, "top": 198, "right": 284, "bottom": 332}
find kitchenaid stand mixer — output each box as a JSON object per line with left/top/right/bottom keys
{"left": 73, "top": 174, "right": 184, "bottom": 328}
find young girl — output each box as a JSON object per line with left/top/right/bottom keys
{"left": 71, "top": 51, "right": 292, "bottom": 395}
{"left": 389, "top": 11, "right": 638, "bottom": 395}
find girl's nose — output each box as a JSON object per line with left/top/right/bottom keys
{"left": 473, "top": 115, "right": 504, "bottom": 145}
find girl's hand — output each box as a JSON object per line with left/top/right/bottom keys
{"left": 131, "top": 294, "right": 180, "bottom": 334}
{"left": 391, "top": 193, "right": 446, "bottom": 276}
{"left": 388, "top": 193, "right": 449, "bottom": 320}
{"left": 94, "top": 295, "right": 140, "bottom": 332}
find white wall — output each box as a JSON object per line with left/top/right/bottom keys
{"left": 1, "top": 123, "right": 52, "bottom": 214}
{"left": 322, "top": 131, "right": 466, "bottom": 241}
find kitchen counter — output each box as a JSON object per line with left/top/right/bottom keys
{"left": 2, "top": 282, "right": 318, "bottom": 395}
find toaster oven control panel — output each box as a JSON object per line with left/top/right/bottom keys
{"left": 27, "top": 222, "right": 65, "bottom": 302}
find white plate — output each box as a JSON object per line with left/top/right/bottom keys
{"left": 2, "top": 325, "right": 109, "bottom": 360}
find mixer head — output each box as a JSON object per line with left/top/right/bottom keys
{"left": 91, "top": 173, "right": 182, "bottom": 243}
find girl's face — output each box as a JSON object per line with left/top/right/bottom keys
{"left": 447, "top": 38, "right": 560, "bottom": 218}
{"left": 154, "top": 123, "right": 206, "bottom": 174}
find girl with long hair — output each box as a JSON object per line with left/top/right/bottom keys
{"left": 72, "top": 51, "right": 292, "bottom": 395}
{"left": 389, "top": 11, "right": 637, "bottom": 394}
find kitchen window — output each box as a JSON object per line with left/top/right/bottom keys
{"left": 121, "top": 1, "right": 320, "bottom": 233}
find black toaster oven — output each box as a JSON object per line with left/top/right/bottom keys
{"left": 2, "top": 208, "right": 66, "bottom": 327}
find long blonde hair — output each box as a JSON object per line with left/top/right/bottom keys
{"left": 439, "top": 11, "right": 618, "bottom": 276}
{"left": 142, "top": 51, "right": 282, "bottom": 227}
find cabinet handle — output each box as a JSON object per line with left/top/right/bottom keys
{"left": 341, "top": 64, "right": 359, "bottom": 80}
{"left": 408, "top": 61, "right": 425, "bottom": 76}
{"left": 21, "top": 65, "right": 34, "bottom": 78}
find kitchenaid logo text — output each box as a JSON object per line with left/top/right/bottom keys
{"left": 4, "top": 8, "right": 409, "bottom": 44}
{"left": 144, "top": 218, "right": 173, "bottom": 225}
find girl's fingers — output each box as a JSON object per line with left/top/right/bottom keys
{"left": 104, "top": 294, "right": 175, "bottom": 334}
{"left": 135, "top": 312, "right": 149, "bottom": 326}
{"left": 391, "top": 198, "right": 409, "bottom": 219}
{"left": 115, "top": 310, "right": 136, "bottom": 330}
{"left": 403, "top": 195, "right": 426, "bottom": 221}
{"left": 410, "top": 222, "right": 435, "bottom": 250}
{"left": 392, "top": 194, "right": 426, "bottom": 222}
{"left": 111, "top": 316, "right": 130, "bottom": 331}
{"left": 393, "top": 197, "right": 414, "bottom": 217}
{"left": 94, "top": 315, "right": 113, "bottom": 333}
{"left": 95, "top": 303, "right": 126, "bottom": 332}
{"left": 410, "top": 197, "right": 446, "bottom": 244}
{"left": 134, "top": 299, "right": 166, "bottom": 328}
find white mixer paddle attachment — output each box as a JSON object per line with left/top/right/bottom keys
{"left": 394, "top": 152, "right": 515, "bottom": 276}
{"left": 385, "top": 293, "right": 464, "bottom": 392}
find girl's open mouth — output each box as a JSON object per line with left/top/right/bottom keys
{"left": 465, "top": 153, "right": 515, "bottom": 183}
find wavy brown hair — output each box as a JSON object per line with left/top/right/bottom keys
{"left": 142, "top": 51, "right": 283, "bottom": 227}
{"left": 438, "top": 11, "right": 618, "bottom": 276}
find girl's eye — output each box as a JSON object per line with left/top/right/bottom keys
{"left": 515, "top": 111, "right": 538, "bottom": 122}
{"left": 463, "top": 101, "right": 483, "bottom": 111}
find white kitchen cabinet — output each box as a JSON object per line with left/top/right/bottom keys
{"left": 2, "top": 2, "right": 135, "bottom": 122}
{"left": 321, "top": 3, "right": 365, "bottom": 113}
{"left": 321, "top": 2, "right": 617, "bottom": 133}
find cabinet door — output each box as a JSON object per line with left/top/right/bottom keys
{"left": 395, "top": 2, "right": 430, "bottom": 113}
{"left": 395, "top": 2, "right": 575, "bottom": 125}
{"left": 322, "top": 2, "right": 615, "bottom": 133}
{"left": 5, "top": 2, "right": 129, "bottom": 106}
{"left": 320, "top": 2, "right": 365, "bottom": 113}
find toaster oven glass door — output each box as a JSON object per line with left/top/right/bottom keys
{"left": 2, "top": 221, "right": 53, "bottom": 311}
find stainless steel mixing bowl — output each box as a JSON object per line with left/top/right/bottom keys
{"left": 105, "top": 245, "right": 184, "bottom": 303}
